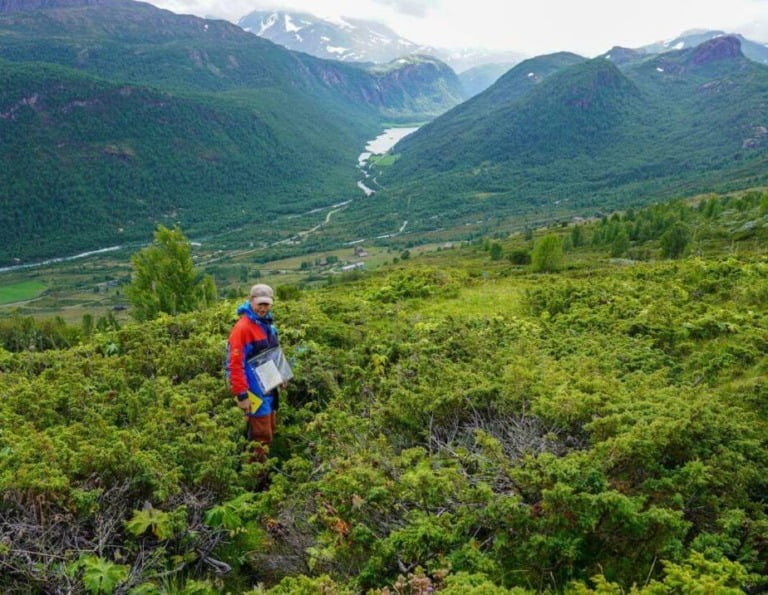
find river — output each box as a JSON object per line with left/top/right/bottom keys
{"left": 0, "top": 246, "right": 122, "bottom": 274}
{"left": 356, "top": 126, "right": 418, "bottom": 196}
{"left": 0, "top": 127, "right": 420, "bottom": 274}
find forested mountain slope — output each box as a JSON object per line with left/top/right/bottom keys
{"left": 0, "top": 0, "right": 462, "bottom": 264}
{"left": 379, "top": 36, "right": 768, "bottom": 228}
{"left": 1, "top": 189, "right": 767, "bottom": 592}
{"left": 408, "top": 52, "right": 586, "bottom": 151}
{"left": 0, "top": 58, "right": 368, "bottom": 253}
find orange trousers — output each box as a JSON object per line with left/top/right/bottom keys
{"left": 247, "top": 411, "right": 277, "bottom": 463}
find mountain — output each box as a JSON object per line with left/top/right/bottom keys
{"left": 237, "top": 10, "right": 420, "bottom": 63}
{"left": 602, "top": 46, "right": 648, "bottom": 66}
{"left": 237, "top": 9, "right": 525, "bottom": 74}
{"left": 353, "top": 55, "right": 465, "bottom": 119}
{"left": 460, "top": 52, "right": 587, "bottom": 111}
{"left": 434, "top": 48, "right": 526, "bottom": 74}
{"left": 0, "top": 0, "right": 461, "bottom": 116}
{"left": 0, "top": 0, "right": 463, "bottom": 264}
{"left": 375, "top": 37, "right": 768, "bottom": 231}
{"left": 641, "top": 29, "right": 768, "bottom": 65}
{"left": 458, "top": 62, "right": 516, "bottom": 97}
{"left": 603, "top": 29, "right": 768, "bottom": 68}
{"left": 382, "top": 52, "right": 586, "bottom": 176}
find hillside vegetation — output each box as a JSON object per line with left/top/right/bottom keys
{"left": 0, "top": 0, "right": 463, "bottom": 265}
{"left": 377, "top": 37, "right": 768, "bottom": 235}
{"left": 1, "top": 190, "right": 767, "bottom": 593}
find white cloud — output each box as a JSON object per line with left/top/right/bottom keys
{"left": 370, "top": 0, "right": 437, "bottom": 18}
{"left": 146, "top": 0, "right": 768, "bottom": 56}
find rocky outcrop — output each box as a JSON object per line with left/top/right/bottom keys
{"left": 299, "top": 54, "right": 465, "bottom": 119}
{"left": 689, "top": 36, "right": 742, "bottom": 66}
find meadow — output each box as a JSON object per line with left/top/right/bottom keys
{"left": 0, "top": 280, "right": 46, "bottom": 305}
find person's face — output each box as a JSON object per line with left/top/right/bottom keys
{"left": 251, "top": 298, "right": 272, "bottom": 316}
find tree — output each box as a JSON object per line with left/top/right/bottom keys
{"left": 509, "top": 249, "right": 531, "bottom": 265}
{"left": 81, "top": 313, "right": 94, "bottom": 338}
{"left": 611, "top": 228, "right": 630, "bottom": 257}
{"left": 570, "top": 225, "right": 585, "bottom": 248}
{"left": 126, "top": 225, "right": 216, "bottom": 321}
{"left": 660, "top": 221, "right": 691, "bottom": 259}
{"left": 531, "top": 234, "right": 564, "bottom": 272}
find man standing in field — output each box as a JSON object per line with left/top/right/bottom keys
{"left": 226, "top": 284, "right": 285, "bottom": 465}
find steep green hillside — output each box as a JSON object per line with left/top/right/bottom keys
{"left": 458, "top": 61, "right": 515, "bottom": 97}
{"left": 0, "top": 0, "right": 460, "bottom": 119}
{"left": 1, "top": 190, "right": 767, "bottom": 593}
{"left": 0, "top": 0, "right": 463, "bottom": 264}
{"left": 359, "top": 54, "right": 466, "bottom": 119}
{"left": 403, "top": 52, "right": 585, "bottom": 161}
{"left": 377, "top": 37, "right": 768, "bottom": 233}
{"left": 0, "top": 57, "right": 374, "bottom": 262}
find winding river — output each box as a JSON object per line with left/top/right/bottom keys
{"left": 0, "top": 127, "right": 419, "bottom": 274}
{"left": 0, "top": 246, "right": 122, "bottom": 274}
{"left": 356, "top": 126, "right": 418, "bottom": 196}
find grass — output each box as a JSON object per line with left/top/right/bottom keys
{"left": 0, "top": 280, "right": 46, "bottom": 305}
{"left": 370, "top": 154, "right": 399, "bottom": 167}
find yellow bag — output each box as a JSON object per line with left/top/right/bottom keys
{"left": 234, "top": 390, "right": 263, "bottom": 415}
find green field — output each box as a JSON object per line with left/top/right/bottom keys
{"left": 369, "top": 153, "right": 399, "bottom": 167}
{"left": 0, "top": 280, "right": 46, "bottom": 304}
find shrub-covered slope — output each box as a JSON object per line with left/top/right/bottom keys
{"left": 1, "top": 190, "right": 767, "bottom": 592}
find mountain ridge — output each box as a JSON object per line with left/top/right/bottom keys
{"left": 375, "top": 36, "right": 768, "bottom": 233}
{"left": 238, "top": 8, "right": 525, "bottom": 75}
{"left": 238, "top": 10, "right": 420, "bottom": 64}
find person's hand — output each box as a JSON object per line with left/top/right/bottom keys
{"left": 236, "top": 393, "right": 250, "bottom": 415}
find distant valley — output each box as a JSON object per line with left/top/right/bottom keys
{"left": 3, "top": 0, "right": 768, "bottom": 274}
{"left": 0, "top": 0, "right": 461, "bottom": 264}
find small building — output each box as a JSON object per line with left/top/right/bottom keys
{"left": 340, "top": 262, "right": 365, "bottom": 272}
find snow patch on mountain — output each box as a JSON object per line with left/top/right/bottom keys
{"left": 284, "top": 14, "right": 302, "bottom": 33}
{"left": 256, "top": 13, "right": 276, "bottom": 36}
{"left": 237, "top": 9, "right": 524, "bottom": 72}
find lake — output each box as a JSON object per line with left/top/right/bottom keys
{"left": 357, "top": 126, "right": 419, "bottom": 167}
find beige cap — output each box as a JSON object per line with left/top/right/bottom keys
{"left": 249, "top": 283, "right": 274, "bottom": 305}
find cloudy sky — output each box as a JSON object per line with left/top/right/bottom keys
{"left": 146, "top": 0, "right": 768, "bottom": 57}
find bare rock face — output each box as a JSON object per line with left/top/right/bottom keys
{"left": 690, "top": 36, "right": 742, "bottom": 66}
{"left": 742, "top": 125, "right": 768, "bottom": 148}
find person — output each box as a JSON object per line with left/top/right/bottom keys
{"left": 226, "top": 283, "right": 282, "bottom": 463}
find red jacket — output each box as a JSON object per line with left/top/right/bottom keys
{"left": 226, "top": 305, "right": 278, "bottom": 396}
